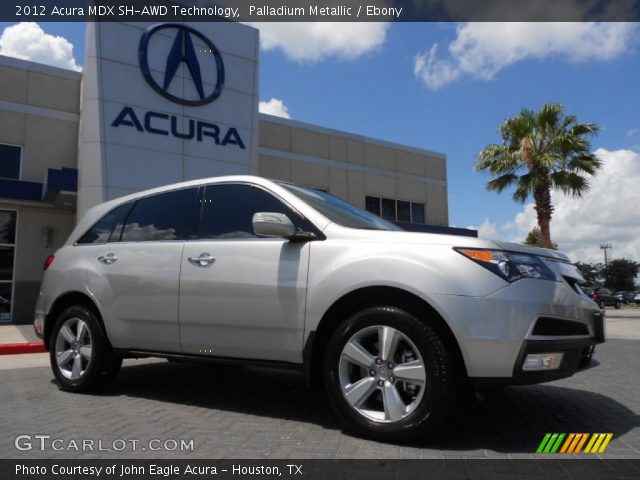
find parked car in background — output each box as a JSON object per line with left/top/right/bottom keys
{"left": 635, "top": 292, "right": 640, "bottom": 305}
{"left": 614, "top": 291, "right": 635, "bottom": 305}
{"left": 583, "top": 287, "right": 621, "bottom": 309}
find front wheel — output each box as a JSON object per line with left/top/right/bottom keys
{"left": 323, "top": 306, "right": 457, "bottom": 441}
{"left": 50, "top": 305, "right": 121, "bottom": 392}
{"left": 598, "top": 301, "right": 605, "bottom": 310}
{"left": 614, "top": 301, "right": 621, "bottom": 310}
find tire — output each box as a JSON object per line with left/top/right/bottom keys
{"left": 323, "top": 306, "right": 457, "bottom": 442}
{"left": 49, "top": 305, "right": 121, "bottom": 392}
{"left": 614, "top": 301, "right": 621, "bottom": 310}
{"left": 598, "top": 301, "right": 605, "bottom": 310}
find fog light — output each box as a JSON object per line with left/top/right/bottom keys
{"left": 522, "top": 352, "right": 564, "bottom": 371}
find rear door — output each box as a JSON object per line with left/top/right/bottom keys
{"left": 179, "top": 183, "right": 311, "bottom": 363}
{"left": 84, "top": 188, "right": 199, "bottom": 352}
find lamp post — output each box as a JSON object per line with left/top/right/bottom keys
{"left": 600, "top": 243, "right": 612, "bottom": 266}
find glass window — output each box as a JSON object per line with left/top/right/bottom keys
{"left": 281, "top": 184, "right": 400, "bottom": 231}
{"left": 0, "top": 283, "right": 11, "bottom": 322}
{"left": 365, "top": 196, "right": 381, "bottom": 216}
{"left": 200, "top": 184, "right": 304, "bottom": 239}
{"left": 0, "top": 209, "right": 16, "bottom": 322}
{"left": 121, "top": 188, "right": 198, "bottom": 242}
{"left": 0, "top": 144, "right": 21, "bottom": 180}
{"left": 411, "top": 203, "right": 425, "bottom": 224}
{"left": 0, "top": 247, "right": 14, "bottom": 281}
{"left": 76, "top": 202, "right": 132, "bottom": 244}
{"left": 0, "top": 210, "right": 16, "bottom": 244}
{"left": 381, "top": 198, "right": 396, "bottom": 221}
{"left": 397, "top": 200, "right": 411, "bottom": 222}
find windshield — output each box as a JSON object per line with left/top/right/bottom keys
{"left": 279, "top": 183, "right": 402, "bottom": 231}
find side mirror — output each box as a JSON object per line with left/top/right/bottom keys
{"left": 252, "top": 212, "right": 296, "bottom": 238}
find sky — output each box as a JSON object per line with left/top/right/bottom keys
{"left": 1, "top": 21, "right": 639, "bottom": 264}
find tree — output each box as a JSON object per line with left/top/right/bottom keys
{"left": 476, "top": 103, "right": 601, "bottom": 248}
{"left": 602, "top": 259, "right": 639, "bottom": 291}
{"left": 523, "top": 227, "right": 557, "bottom": 249}
{"left": 575, "top": 261, "right": 604, "bottom": 286}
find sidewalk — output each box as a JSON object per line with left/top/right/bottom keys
{"left": 0, "top": 324, "right": 45, "bottom": 355}
{"left": 0, "top": 324, "right": 40, "bottom": 344}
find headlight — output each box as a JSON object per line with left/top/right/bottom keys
{"left": 455, "top": 248, "right": 557, "bottom": 282}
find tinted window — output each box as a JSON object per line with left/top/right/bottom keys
{"left": 397, "top": 200, "right": 411, "bottom": 222}
{"left": 0, "top": 210, "right": 16, "bottom": 244}
{"left": 76, "top": 202, "right": 132, "bottom": 244}
{"left": 411, "top": 203, "right": 425, "bottom": 224}
{"left": 365, "top": 196, "right": 380, "bottom": 216}
{"left": 121, "top": 188, "right": 198, "bottom": 242}
{"left": 381, "top": 198, "right": 396, "bottom": 221}
{"left": 0, "top": 247, "right": 14, "bottom": 281}
{"left": 200, "top": 184, "right": 302, "bottom": 239}
{"left": 0, "top": 144, "right": 21, "bottom": 180}
{"left": 280, "top": 184, "right": 400, "bottom": 231}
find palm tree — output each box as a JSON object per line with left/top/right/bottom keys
{"left": 476, "top": 103, "right": 601, "bottom": 249}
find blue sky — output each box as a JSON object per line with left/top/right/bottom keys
{"left": 1, "top": 21, "right": 639, "bottom": 262}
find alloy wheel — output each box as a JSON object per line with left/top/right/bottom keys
{"left": 54, "top": 317, "right": 93, "bottom": 380}
{"left": 338, "top": 325, "right": 426, "bottom": 423}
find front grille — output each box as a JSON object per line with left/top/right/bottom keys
{"left": 532, "top": 317, "right": 589, "bottom": 336}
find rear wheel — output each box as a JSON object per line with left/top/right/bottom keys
{"left": 50, "top": 305, "right": 121, "bottom": 392}
{"left": 614, "top": 301, "right": 621, "bottom": 310}
{"left": 324, "top": 306, "right": 457, "bottom": 441}
{"left": 598, "top": 300, "right": 605, "bottom": 310}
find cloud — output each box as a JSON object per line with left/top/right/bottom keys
{"left": 259, "top": 98, "right": 291, "bottom": 119}
{"left": 502, "top": 148, "right": 640, "bottom": 263}
{"left": 468, "top": 218, "right": 499, "bottom": 240}
{"left": 414, "top": 22, "right": 637, "bottom": 90}
{"left": 0, "top": 22, "right": 81, "bottom": 71}
{"left": 626, "top": 128, "right": 638, "bottom": 137}
{"left": 248, "top": 22, "right": 389, "bottom": 62}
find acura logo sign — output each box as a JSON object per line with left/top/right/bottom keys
{"left": 138, "top": 23, "right": 225, "bottom": 106}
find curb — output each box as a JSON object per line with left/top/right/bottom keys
{"left": 0, "top": 342, "right": 47, "bottom": 355}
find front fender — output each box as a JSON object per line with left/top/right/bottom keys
{"left": 304, "top": 240, "right": 506, "bottom": 338}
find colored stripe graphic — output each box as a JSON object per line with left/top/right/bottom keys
{"left": 598, "top": 433, "right": 613, "bottom": 453}
{"left": 537, "top": 433, "right": 552, "bottom": 453}
{"left": 574, "top": 433, "right": 589, "bottom": 453}
{"left": 560, "top": 433, "right": 575, "bottom": 453}
{"left": 538, "top": 433, "right": 613, "bottom": 454}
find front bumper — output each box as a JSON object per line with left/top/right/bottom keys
{"left": 428, "top": 277, "right": 604, "bottom": 379}
{"left": 470, "top": 311, "right": 604, "bottom": 388}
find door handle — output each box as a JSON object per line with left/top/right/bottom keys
{"left": 98, "top": 252, "right": 117, "bottom": 265}
{"left": 188, "top": 253, "right": 216, "bottom": 267}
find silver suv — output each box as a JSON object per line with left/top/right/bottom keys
{"left": 34, "top": 176, "right": 604, "bottom": 441}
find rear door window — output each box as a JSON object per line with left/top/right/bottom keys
{"left": 120, "top": 188, "right": 199, "bottom": 242}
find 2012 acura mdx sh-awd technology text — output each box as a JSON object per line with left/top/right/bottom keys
{"left": 34, "top": 176, "right": 604, "bottom": 441}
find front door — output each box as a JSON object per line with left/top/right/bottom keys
{"left": 179, "top": 183, "right": 311, "bottom": 363}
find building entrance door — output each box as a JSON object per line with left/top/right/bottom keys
{"left": 0, "top": 209, "right": 17, "bottom": 323}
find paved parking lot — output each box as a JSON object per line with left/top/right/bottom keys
{"left": 1, "top": 308, "right": 639, "bottom": 459}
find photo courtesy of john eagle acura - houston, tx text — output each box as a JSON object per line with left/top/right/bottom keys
{"left": 34, "top": 175, "right": 605, "bottom": 441}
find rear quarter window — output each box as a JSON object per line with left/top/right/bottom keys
{"left": 76, "top": 202, "right": 132, "bottom": 244}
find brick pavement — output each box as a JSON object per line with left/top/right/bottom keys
{"left": 0, "top": 337, "right": 639, "bottom": 459}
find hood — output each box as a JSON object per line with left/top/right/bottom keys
{"left": 489, "top": 239, "right": 570, "bottom": 262}
{"left": 324, "top": 224, "right": 571, "bottom": 262}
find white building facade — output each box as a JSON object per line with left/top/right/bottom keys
{"left": 0, "top": 21, "right": 453, "bottom": 324}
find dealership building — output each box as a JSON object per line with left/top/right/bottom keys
{"left": 0, "top": 21, "right": 452, "bottom": 324}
